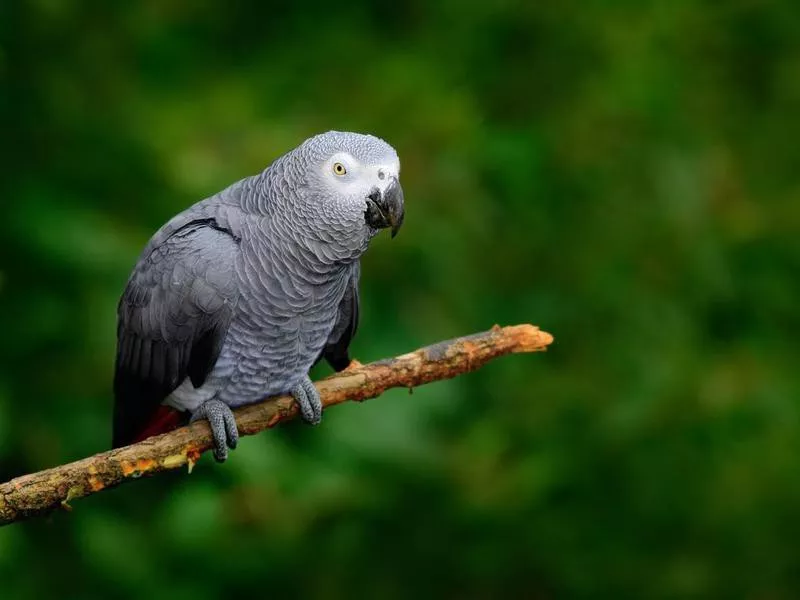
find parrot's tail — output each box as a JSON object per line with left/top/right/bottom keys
{"left": 131, "top": 406, "right": 189, "bottom": 444}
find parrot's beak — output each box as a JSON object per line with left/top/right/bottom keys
{"left": 365, "top": 177, "right": 405, "bottom": 238}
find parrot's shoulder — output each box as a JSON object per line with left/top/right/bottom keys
{"left": 123, "top": 198, "right": 244, "bottom": 308}
{"left": 139, "top": 193, "right": 247, "bottom": 260}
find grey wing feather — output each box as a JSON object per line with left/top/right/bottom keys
{"left": 319, "top": 263, "right": 360, "bottom": 372}
{"left": 112, "top": 218, "right": 239, "bottom": 447}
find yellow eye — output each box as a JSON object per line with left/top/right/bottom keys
{"left": 333, "top": 162, "right": 347, "bottom": 176}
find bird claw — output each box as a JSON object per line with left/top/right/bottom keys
{"left": 190, "top": 399, "right": 239, "bottom": 462}
{"left": 291, "top": 377, "right": 323, "bottom": 425}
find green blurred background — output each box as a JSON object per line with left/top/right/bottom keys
{"left": 1, "top": 1, "right": 799, "bottom": 598}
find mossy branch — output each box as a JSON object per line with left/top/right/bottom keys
{"left": 0, "top": 324, "right": 553, "bottom": 526}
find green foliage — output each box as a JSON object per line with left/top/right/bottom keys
{"left": 1, "top": 1, "right": 799, "bottom": 597}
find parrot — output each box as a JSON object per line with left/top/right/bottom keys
{"left": 112, "top": 131, "right": 404, "bottom": 461}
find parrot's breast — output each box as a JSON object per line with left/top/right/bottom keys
{"left": 166, "top": 247, "right": 352, "bottom": 412}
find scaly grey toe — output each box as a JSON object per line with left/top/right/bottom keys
{"left": 291, "top": 376, "right": 323, "bottom": 425}
{"left": 190, "top": 399, "right": 239, "bottom": 462}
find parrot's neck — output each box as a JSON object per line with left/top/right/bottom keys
{"left": 241, "top": 157, "right": 372, "bottom": 267}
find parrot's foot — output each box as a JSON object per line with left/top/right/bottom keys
{"left": 291, "top": 377, "right": 323, "bottom": 425}
{"left": 190, "top": 399, "right": 239, "bottom": 462}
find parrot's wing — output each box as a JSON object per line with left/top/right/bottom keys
{"left": 319, "top": 262, "right": 360, "bottom": 372}
{"left": 112, "top": 219, "right": 240, "bottom": 447}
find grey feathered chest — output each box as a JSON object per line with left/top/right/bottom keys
{"left": 167, "top": 215, "right": 358, "bottom": 411}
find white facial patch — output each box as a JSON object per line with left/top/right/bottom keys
{"left": 322, "top": 151, "right": 400, "bottom": 199}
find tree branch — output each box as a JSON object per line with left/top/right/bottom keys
{"left": 0, "top": 324, "right": 553, "bottom": 526}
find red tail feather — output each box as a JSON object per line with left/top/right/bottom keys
{"left": 132, "top": 406, "right": 188, "bottom": 443}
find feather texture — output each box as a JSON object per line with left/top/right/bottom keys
{"left": 112, "top": 132, "right": 399, "bottom": 446}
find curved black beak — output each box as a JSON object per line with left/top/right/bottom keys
{"left": 365, "top": 176, "right": 405, "bottom": 238}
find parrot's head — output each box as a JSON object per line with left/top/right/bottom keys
{"left": 285, "top": 131, "right": 405, "bottom": 247}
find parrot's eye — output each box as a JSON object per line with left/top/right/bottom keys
{"left": 332, "top": 162, "right": 347, "bottom": 176}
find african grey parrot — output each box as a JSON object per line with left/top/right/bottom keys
{"left": 112, "top": 131, "right": 404, "bottom": 461}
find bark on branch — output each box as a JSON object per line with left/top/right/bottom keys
{"left": 0, "top": 324, "right": 553, "bottom": 526}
